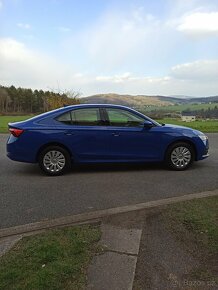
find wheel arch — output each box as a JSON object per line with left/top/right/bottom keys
{"left": 165, "top": 139, "right": 197, "bottom": 161}
{"left": 36, "top": 142, "right": 73, "bottom": 162}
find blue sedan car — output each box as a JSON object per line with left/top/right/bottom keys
{"left": 7, "top": 104, "right": 209, "bottom": 175}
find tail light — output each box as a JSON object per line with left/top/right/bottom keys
{"left": 9, "top": 128, "right": 24, "bottom": 137}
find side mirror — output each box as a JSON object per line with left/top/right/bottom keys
{"left": 143, "top": 120, "right": 153, "bottom": 128}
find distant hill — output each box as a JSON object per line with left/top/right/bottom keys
{"left": 81, "top": 93, "right": 218, "bottom": 109}
{"left": 81, "top": 93, "right": 175, "bottom": 108}
{"left": 188, "top": 96, "right": 218, "bottom": 103}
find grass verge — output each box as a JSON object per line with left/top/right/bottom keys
{"left": 0, "top": 115, "right": 33, "bottom": 133}
{"left": 163, "top": 196, "right": 218, "bottom": 282}
{"left": 0, "top": 225, "right": 101, "bottom": 290}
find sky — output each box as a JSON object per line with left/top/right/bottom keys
{"left": 0, "top": 0, "right": 218, "bottom": 97}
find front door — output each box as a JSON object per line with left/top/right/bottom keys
{"left": 103, "top": 108, "right": 161, "bottom": 161}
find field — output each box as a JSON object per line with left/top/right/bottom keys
{"left": 0, "top": 115, "right": 33, "bottom": 133}
{"left": 156, "top": 118, "right": 218, "bottom": 133}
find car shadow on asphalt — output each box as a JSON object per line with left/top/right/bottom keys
{"left": 70, "top": 161, "right": 204, "bottom": 175}
{"left": 71, "top": 162, "right": 166, "bottom": 174}
{"left": 13, "top": 162, "right": 165, "bottom": 176}
{"left": 10, "top": 160, "right": 203, "bottom": 176}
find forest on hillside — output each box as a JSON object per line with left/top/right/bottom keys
{"left": 0, "top": 85, "right": 80, "bottom": 114}
{"left": 146, "top": 107, "right": 218, "bottom": 119}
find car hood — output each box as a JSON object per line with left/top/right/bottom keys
{"left": 163, "top": 123, "right": 190, "bottom": 130}
{"left": 162, "top": 123, "right": 204, "bottom": 135}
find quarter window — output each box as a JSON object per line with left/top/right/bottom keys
{"left": 56, "top": 112, "right": 71, "bottom": 125}
{"left": 106, "top": 108, "right": 145, "bottom": 127}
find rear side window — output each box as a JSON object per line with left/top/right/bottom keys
{"left": 72, "top": 108, "right": 101, "bottom": 126}
{"left": 56, "top": 108, "right": 101, "bottom": 126}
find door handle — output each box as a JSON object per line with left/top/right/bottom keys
{"left": 64, "top": 132, "right": 73, "bottom": 136}
{"left": 112, "top": 133, "right": 120, "bottom": 137}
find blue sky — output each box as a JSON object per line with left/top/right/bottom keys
{"left": 0, "top": 0, "right": 218, "bottom": 97}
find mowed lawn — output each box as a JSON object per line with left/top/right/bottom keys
{"left": 0, "top": 225, "right": 101, "bottom": 290}
{"left": 0, "top": 115, "right": 33, "bottom": 133}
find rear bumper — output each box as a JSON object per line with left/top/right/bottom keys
{"left": 7, "top": 151, "right": 36, "bottom": 163}
{"left": 7, "top": 136, "right": 37, "bottom": 163}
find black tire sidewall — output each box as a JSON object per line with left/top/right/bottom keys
{"left": 38, "top": 146, "right": 71, "bottom": 176}
{"left": 165, "top": 142, "right": 194, "bottom": 171}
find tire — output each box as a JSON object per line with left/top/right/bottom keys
{"left": 165, "top": 142, "right": 195, "bottom": 171}
{"left": 38, "top": 145, "right": 71, "bottom": 176}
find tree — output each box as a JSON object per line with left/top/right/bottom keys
{"left": 0, "top": 85, "right": 80, "bottom": 114}
{"left": 0, "top": 86, "right": 11, "bottom": 113}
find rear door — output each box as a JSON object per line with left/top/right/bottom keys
{"left": 55, "top": 107, "right": 109, "bottom": 161}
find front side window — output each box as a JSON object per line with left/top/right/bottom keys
{"left": 106, "top": 108, "right": 145, "bottom": 127}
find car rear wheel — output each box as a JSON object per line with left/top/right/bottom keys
{"left": 38, "top": 146, "right": 71, "bottom": 176}
{"left": 165, "top": 142, "right": 194, "bottom": 170}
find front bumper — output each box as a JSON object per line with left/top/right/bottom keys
{"left": 202, "top": 153, "right": 209, "bottom": 159}
{"left": 197, "top": 137, "right": 209, "bottom": 160}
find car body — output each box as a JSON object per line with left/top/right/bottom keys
{"left": 7, "top": 104, "right": 209, "bottom": 175}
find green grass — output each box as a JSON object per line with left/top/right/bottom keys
{"left": 164, "top": 196, "right": 218, "bottom": 282}
{"left": 156, "top": 118, "right": 218, "bottom": 132}
{"left": 0, "top": 225, "right": 101, "bottom": 290}
{"left": 0, "top": 115, "right": 33, "bottom": 133}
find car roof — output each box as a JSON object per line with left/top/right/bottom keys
{"left": 25, "top": 103, "right": 161, "bottom": 126}
{"left": 63, "top": 104, "right": 133, "bottom": 110}
{"left": 26, "top": 104, "right": 140, "bottom": 122}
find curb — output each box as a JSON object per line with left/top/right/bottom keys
{"left": 0, "top": 189, "right": 217, "bottom": 239}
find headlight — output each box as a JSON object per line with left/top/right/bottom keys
{"left": 198, "top": 134, "right": 208, "bottom": 142}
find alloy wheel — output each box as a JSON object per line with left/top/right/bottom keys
{"left": 43, "top": 150, "right": 66, "bottom": 173}
{"left": 170, "top": 146, "right": 192, "bottom": 169}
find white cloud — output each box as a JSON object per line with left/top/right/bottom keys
{"left": 96, "top": 72, "right": 132, "bottom": 83}
{"left": 0, "top": 1, "right": 2, "bottom": 9}
{"left": 17, "top": 23, "right": 31, "bottom": 29}
{"left": 177, "top": 12, "right": 218, "bottom": 35}
{"left": 91, "top": 74, "right": 217, "bottom": 97}
{"left": 93, "top": 60, "right": 218, "bottom": 96}
{"left": 171, "top": 60, "right": 218, "bottom": 81}
{"left": 0, "top": 38, "right": 80, "bottom": 90}
{"left": 0, "top": 38, "right": 218, "bottom": 97}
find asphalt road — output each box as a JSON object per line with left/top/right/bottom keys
{"left": 0, "top": 133, "right": 218, "bottom": 229}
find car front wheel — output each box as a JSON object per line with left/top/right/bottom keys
{"left": 38, "top": 146, "right": 71, "bottom": 176}
{"left": 165, "top": 142, "right": 194, "bottom": 170}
